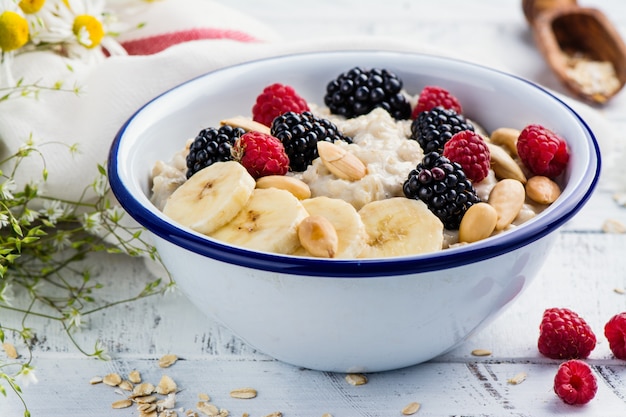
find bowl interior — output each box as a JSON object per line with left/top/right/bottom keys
{"left": 109, "top": 50, "right": 600, "bottom": 276}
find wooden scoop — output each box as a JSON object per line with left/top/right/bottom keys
{"left": 523, "top": 0, "right": 626, "bottom": 104}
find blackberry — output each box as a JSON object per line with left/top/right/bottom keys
{"left": 270, "top": 111, "right": 352, "bottom": 172}
{"left": 324, "top": 67, "right": 412, "bottom": 120}
{"left": 410, "top": 106, "right": 474, "bottom": 154}
{"left": 403, "top": 152, "right": 480, "bottom": 229}
{"left": 185, "top": 125, "right": 245, "bottom": 178}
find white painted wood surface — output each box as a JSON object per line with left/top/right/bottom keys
{"left": 4, "top": 0, "right": 626, "bottom": 416}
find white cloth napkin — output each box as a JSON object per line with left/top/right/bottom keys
{"left": 1, "top": 0, "right": 617, "bottom": 209}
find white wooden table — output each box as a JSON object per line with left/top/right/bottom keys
{"left": 4, "top": 0, "right": 626, "bottom": 416}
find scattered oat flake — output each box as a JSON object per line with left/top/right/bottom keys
{"left": 614, "top": 288, "right": 625, "bottom": 294}
{"left": 129, "top": 370, "right": 142, "bottom": 383}
{"left": 263, "top": 413, "right": 282, "bottom": 417}
{"left": 119, "top": 380, "right": 134, "bottom": 391}
{"left": 197, "top": 401, "right": 220, "bottom": 416}
{"left": 218, "top": 408, "right": 229, "bottom": 417}
{"left": 112, "top": 399, "right": 133, "bottom": 409}
{"left": 321, "top": 414, "right": 333, "bottom": 417}
{"left": 159, "top": 354, "right": 179, "bottom": 368}
{"left": 103, "top": 373, "right": 123, "bottom": 386}
{"left": 142, "top": 410, "right": 158, "bottom": 417}
{"left": 186, "top": 410, "right": 199, "bottom": 417}
{"left": 133, "top": 382, "right": 156, "bottom": 397}
{"left": 471, "top": 349, "right": 492, "bottom": 357}
{"left": 138, "top": 403, "right": 154, "bottom": 412}
{"left": 602, "top": 218, "right": 626, "bottom": 234}
{"left": 230, "top": 387, "right": 257, "bottom": 399}
{"left": 156, "top": 375, "right": 178, "bottom": 395}
{"left": 507, "top": 372, "right": 527, "bottom": 385}
{"left": 198, "top": 393, "right": 210, "bottom": 402}
{"left": 402, "top": 401, "right": 421, "bottom": 415}
{"left": 89, "top": 376, "right": 103, "bottom": 385}
{"left": 158, "top": 393, "right": 177, "bottom": 410}
{"left": 345, "top": 373, "right": 368, "bottom": 386}
{"left": 613, "top": 192, "right": 626, "bottom": 207}
{"left": 2, "top": 342, "right": 18, "bottom": 359}
{"left": 134, "top": 395, "right": 157, "bottom": 404}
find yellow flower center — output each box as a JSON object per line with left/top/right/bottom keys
{"left": 19, "top": 0, "right": 46, "bottom": 14}
{"left": 72, "top": 14, "right": 104, "bottom": 49}
{"left": 0, "top": 11, "right": 29, "bottom": 52}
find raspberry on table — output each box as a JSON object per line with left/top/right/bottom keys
{"left": 252, "top": 83, "right": 310, "bottom": 127}
{"left": 553, "top": 359, "right": 598, "bottom": 405}
{"left": 410, "top": 106, "right": 475, "bottom": 154}
{"left": 186, "top": 125, "right": 245, "bottom": 178}
{"left": 270, "top": 111, "right": 352, "bottom": 172}
{"left": 232, "top": 131, "right": 290, "bottom": 179}
{"left": 403, "top": 152, "right": 480, "bottom": 230}
{"left": 517, "top": 124, "right": 570, "bottom": 178}
{"left": 324, "top": 67, "right": 412, "bottom": 120}
{"left": 411, "top": 85, "right": 463, "bottom": 119}
{"left": 443, "top": 130, "right": 491, "bottom": 183}
{"left": 538, "top": 307, "right": 596, "bottom": 360}
{"left": 604, "top": 312, "right": 626, "bottom": 360}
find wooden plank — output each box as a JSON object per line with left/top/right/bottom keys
{"left": 5, "top": 357, "right": 626, "bottom": 416}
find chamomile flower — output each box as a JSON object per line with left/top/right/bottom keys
{"left": 41, "top": 199, "right": 70, "bottom": 224}
{"left": 0, "top": 178, "right": 17, "bottom": 200}
{"left": 15, "top": 364, "right": 38, "bottom": 387}
{"left": 66, "top": 307, "right": 86, "bottom": 330}
{"left": 18, "top": 0, "right": 52, "bottom": 40}
{"left": 0, "top": 280, "right": 14, "bottom": 305}
{"left": 0, "top": 212, "right": 10, "bottom": 229}
{"left": 82, "top": 210, "right": 103, "bottom": 234}
{"left": 0, "top": 0, "right": 29, "bottom": 85}
{"left": 33, "top": 0, "right": 126, "bottom": 62}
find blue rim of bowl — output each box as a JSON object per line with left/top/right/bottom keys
{"left": 108, "top": 50, "right": 601, "bottom": 278}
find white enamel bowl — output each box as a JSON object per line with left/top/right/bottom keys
{"left": 109, "top": 51, "right": 600, "bottom": 373}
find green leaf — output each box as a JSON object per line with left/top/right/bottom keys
{"left": 97, "top": 164, "right": 107, "bottom": 176}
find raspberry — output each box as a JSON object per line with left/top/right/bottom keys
{"left": 442, "top": 130, "right": 490, "bottom": 183}
{"left": 411, "top": 85, "right": 463, "bottom": 119}
{"left": 252, "top": 83, "right": 310, "bottom": 127}
{"left": 232, "top": 131, "right": 290, "bottom": 179}
{"left": 517, "top": 124, "right": 570, "bottom": 178}
{"left": 538, "top": 308, "right": 596, "bottom": 360}
{"left": 553, "top": 360, "right": 597, "bottom": 405}
{"left": 604, "top": 312, "right": 626, "bottom": 359}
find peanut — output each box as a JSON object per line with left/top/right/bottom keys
{"left": 298, "top": 215, "right": 339, "bottom": 258}
{"left": 459, "top": 202, "right": 498, "bottom": 243}
{"left": 490, "top": 127, "right": 520, "bottom": 157}
{"left": 525, "top": 176, "right": 561, "bottom": 204}
{"left": 220, "top": 116, "right": 271, "bottom": 135}
{"left": 317, "top": 141, "right": 367, "bottom": 181}
{"left": 487, "top": 142, "right": 527, "bottom": 184}
{"left": 488, "top": 179, "right": 526, "bottom": 230}
{"left": 256, "top": 175, "right": 311, "bottom": 200}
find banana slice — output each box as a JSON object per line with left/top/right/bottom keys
{"left": 211, "top": 188, "right": 309, "bottom": 254}
{"left": 162, "top": 161, "right": 255, "bottom": 235}
{"left": 358, "top": 197, "right": 444, "bottom": 258}
{"left": 291, "top": 196, "right": 367, "bottom": 259}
